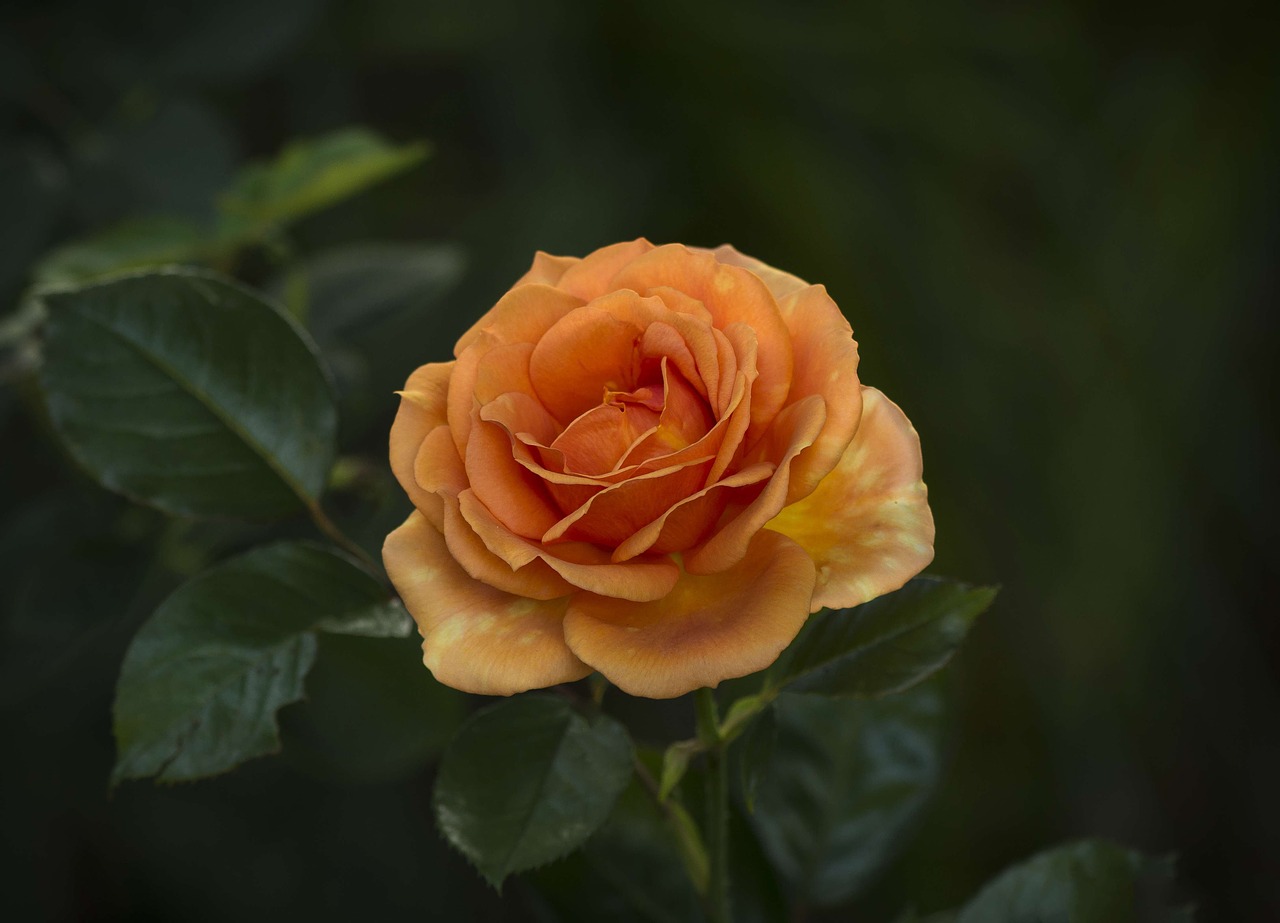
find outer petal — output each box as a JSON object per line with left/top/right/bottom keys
{"left": 390, "top": 362, "right": 454, "bottom": 519}
{"left": 775, "top": 284, "right": 862, "bottom": 503}
{"left": 563, "top": 530, "right": 817, "bottom": 698}
{"left": 454, "top": 283, "right": 585, "bottom": 357}
{"left": 513, "top": 250, "right": 579, "bottom": 288}
{"left": 554, "top": 238, "right": 654, "bottom": 300}
{"left": 383, "top": 512, "right": 590, "bottom": 696}
{"left": 767, "top": 387, "right": 934, "bottom": 612}
{"left": 707, "top": 243, "right": 809, "bottom": 302}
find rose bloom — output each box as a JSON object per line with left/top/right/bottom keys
{"left": 383, "top": 240, "right": 934, "bottom": 698}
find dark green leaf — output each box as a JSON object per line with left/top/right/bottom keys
{"left": 434, "top": 696, "right": 634, "bottom": 888}
{"left": 218, "top": 128, "right": 429, "bottom": 237}
{"left": 526, "top": 778, "right": 704, "bottom": 923}
{"left": 33, "top": 216, "right": 214, "bottom": 287}
{"left": 281, "top": 633, "right": 467, "bottom": 784}
{"left": 956, "top": 840, "right": 1192, "bottom": 923}
{"left": 112, "top": 541, "right": 399, "bottom": 783}
{"left": 768, "top": 576, "right": 997, "bottom": 698}
{"left": 736, "top": 701, "right": 777, "bottom": 813}
{"left": 38, "top": 269, "right": 336, "bottom": 519}
{"left": 750, "top": 681, "right": 945, "bottom": 906}
{"left": 314, "top": 599, "right": 412, "bottom": 638}
{"left": 271, "top": 241, "right": 466, "bottom": 342}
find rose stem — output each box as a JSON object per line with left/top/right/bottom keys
{"left": 695, "top": 687, "right": 732, "bottom": 923}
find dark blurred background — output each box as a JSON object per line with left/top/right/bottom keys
{"left": 2, "top": 0, "right": 1277, "bottom": 920}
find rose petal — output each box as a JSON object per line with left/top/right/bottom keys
{"left": 439, "top": 493, "right": 575, "bottom": 600}
{"left": 555, "top": 238, "right": 654, "bottom": 300}
{"left": 616, "top": 360, "right": 715, "bottom": 469}
{"left": 384, "top": 511, "right": 589, "bottom": 696}
{"left": 775, "top": 284, "right": 863, "bottom": 503}
{"left": 528, "top": 299, "right": 651, "bottom": 423}
{"left": 684, "top": 394, "right": 827, "bottom": 575}
{"left": 447, "top": 332, "right": 489, "bottom": 456}
{"left": 563, "top": 530, "right": 816, "bottom": 698}
{"left": 481, "top": 391, "right": 561, "bottom": 447}
{"left": 634, "top": 309, "right": 725, "bottom": 408}
{"left": 766, "top": 386, "right": 935, "bottom": 612}
{"left": 458, "top": 489, "right": 680, "bottom": 601}
{"left": 465, "top": 416, "right": 562, "bottom": 539}
{"left": 453, "top": 282, "right": 585, "bottom": 358}
{"left": 640, "top": 322, "right": 708, "bottom": 402}
{"left": 612, "top": 244, "right": 794, "bottom": 440}
{"left": 391, "top": 362, "right": 453, "bottom": 519}
{"left": 474, "top": 341, "right": 537, "bottom": 405}
{"left": 705, "top": 326, "right": 757, "bottom": 484}
{"left": 610, "top": 461, "right": 775, "bottom": 561}
{"left": 514, "top": 250, "right": 579, "bottom": 288}
{"left": 552, "top": 397, "right": 662, "bottom": 476}
{"left": 542, "top": 457, "right": 713, "bottom": 545}
{"left": 642, "top": 285, "right": 714, "bottom": 324}
{"left": 707, "top": 243, "right": 809, "bottom": 302}
{"left": 414, "top": 425, "right": 467, "bottom": 526}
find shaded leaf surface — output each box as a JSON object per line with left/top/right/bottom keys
{"left": 434, "top": 696, "right": 634, "bottom": 888}
{"left": 769, "top": 576, "right": 997, "bottom": 697}
{"left": 279, "top": 241, "right": 466, "bottom": 342}
{"left": 218, "top": 127, "right": 428, "bottom": 235}
{"left": 750, "top": 682, "right": 945, "bottom": 906}
{"left": 281, "top": 634, "right": 466, "bottom": 784}
{"left": 39, "top": 269, "right": 336, "bottom": 519}
{"left": 33, "top": 216, "right": 214, "bottom": 287}
{"left": 527, "top": 779, "right": 704, "bottom": 923}
{"left": 956, "top": 840, "right": 1192, "bottom": 923}
{"left": 113, "top": 542, "right": 400, "bottom": 783}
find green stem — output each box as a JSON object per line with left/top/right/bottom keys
{"left": 695, "top": 687, "right": 732, "bottom": 923}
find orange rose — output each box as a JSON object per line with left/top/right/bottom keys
{"left": 383, "top": 240, "right": 934, "bottom": 698}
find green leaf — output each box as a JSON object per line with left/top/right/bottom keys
{"left": 736, "top": 701, "right": 777, "bottom": 813}
{"left": 768, "top": 576, "right": 997, "bottom": 698}
{"left": 112, "top": 541, "right": 403, "bottom": 784}
{"left": 955, "top": 840, "right": 1193, "bottom": 923}
{"left": 314, "top": 599, "right": 412, "bottom": 638}
{"left": 38, "top": 268, "right": 337, "bottom": 519}
{"left": 280, "top": 633, "right": 467, "bottom": 784}
{"left": 434, "top": 696, "right": 634, "bottom": 888}
{"left": 271, "top": 241, "right": 466, "bottom": 343}
{"left": 218, "top": 128, "right": 429, "bottom": 237}
{"left": 525, "top": 778, "right": 704, "bottom": 923}
{"left": 32, "top": 216, "right": 215, "bottom": 287}
{"left": 750, "top": 681, "right": 945, "bottom": 906}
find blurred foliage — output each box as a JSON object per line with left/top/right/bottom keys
{"left": 1, "top": 0, "right": 1276, "bottom": 920}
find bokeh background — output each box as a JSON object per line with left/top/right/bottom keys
{"left": 2, "top": 0, "right": 1277, "bottom": 920}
